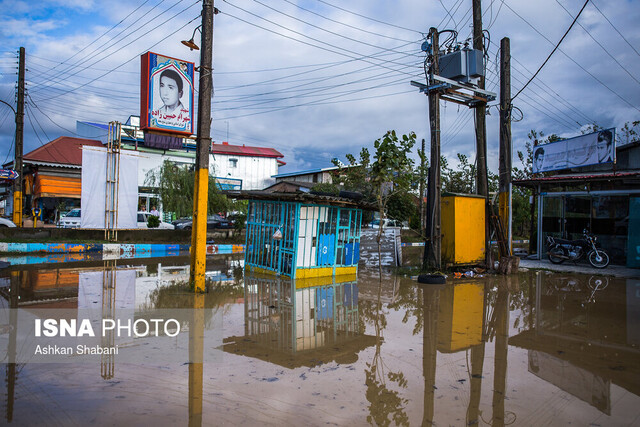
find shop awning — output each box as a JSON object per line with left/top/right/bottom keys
{"left": 34, "top": 175, "right": 81, "bottom": 198}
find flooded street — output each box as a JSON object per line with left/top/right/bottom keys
{"left": 0, "top": 257, "right": 639, "bottom": 426}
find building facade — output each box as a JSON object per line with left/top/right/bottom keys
{"left": 514, "top": 141, "right": 640, "bottom": 267}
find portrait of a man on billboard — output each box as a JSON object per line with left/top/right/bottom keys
{"left": 531, "top": 128, "right": 616, "bottom": 173}
{"left": 141, "top": 52, "right": 194, "bottom": 135}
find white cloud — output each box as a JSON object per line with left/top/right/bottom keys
{"left": 1, "top": 0, "right": 639, "bottom": 173}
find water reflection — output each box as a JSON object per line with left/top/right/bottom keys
{"left": 224, "top": 273, "right": 375, "bottom": 368}
{"left": 510, "top": 272, "right": 640, "bottom": 418}
{"left": 0, "top": 262, "right": 639, "bottom": 425}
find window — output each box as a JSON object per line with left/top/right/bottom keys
{"left": 229, "top": 158, "right": 238, "bottom": 168}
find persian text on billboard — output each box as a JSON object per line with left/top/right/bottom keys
{"left": 532, "top": 128, "right": 615, "bottom": 173}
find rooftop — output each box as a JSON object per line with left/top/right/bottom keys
{"left": 212, "top": 141, "right": 283, "bottom": 159}
{"left": 6, "top": 136, "right": 103, "bottom": 168}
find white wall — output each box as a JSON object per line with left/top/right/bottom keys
{"left": 133, "top": 149, "right": 194, "bottom": 187}
{"left": 124, "top": 147, "right": 279, "bottom": 191}
{"left": 211, "top": 153, "right": 279, "bottom": 190}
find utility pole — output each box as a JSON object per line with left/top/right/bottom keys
{"left": 189, "top": 0, "right": 214, "bottom": 291}
{"left": 13, "top": 47, "right": 25, "bottom": 227}
{"left": 499, "top": 37, "right": 512, "bottom": 254}
{"left": 424, "top": 27, "right": 441, "bottom": 270}
{"left": 419, "top": 138, "right": 426, "bottom": 236}
{"left": 472, "top": 0, "right": 489, "bottom": 265}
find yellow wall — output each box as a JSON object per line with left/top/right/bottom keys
{"left": 437, "top": 282, "right": 484, "bottom": 352}
{"left": 441, "top": 194, "right": 485, "bottom": 265}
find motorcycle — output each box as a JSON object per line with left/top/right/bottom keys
{"left": 546, "top": 230, "right": 610, "bottom": 269}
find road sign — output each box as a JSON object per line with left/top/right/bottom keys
{"left": 0, "top": 169, "right": 18, "bottom": 180}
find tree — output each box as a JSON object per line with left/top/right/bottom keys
{"left": 337, "top": 131, "right": 417, "bottom": 273}
{"left": 145, "top": 160, "right": 228, "bottom": 218}
{"left": 619, "top": 120, "right": 640, "bottom": 145}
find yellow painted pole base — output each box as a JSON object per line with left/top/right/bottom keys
{"left": 12, "top": 191, "right": 22, "bottom": 227}
{"left": 189, "top": 168, "right": 209, "bottom": 292}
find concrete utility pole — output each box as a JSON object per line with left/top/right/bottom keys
{"left": 472, "top": 0, "right": 489, "bottom": 265}
{"left": 499, "top": 37, "right": 512, "bottom": 253}
{"left": 424, "top": 27, "right": 442, "bottom": 270}
{"left": 189, "top": 0, "right": 214, "bottom": 291}
{"left": 13, "top": 47, "right": 25, "bottom": 227}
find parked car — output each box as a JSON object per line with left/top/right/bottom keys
{"left": 57, "top": 208, "right": 81, "bottom": 228}
{"left": 172, "top": 217, "right": 192, "bottom": 227}
{"left": 0, "top": 217, "right": 16, "bottom": 227}
{"left": 137, "top": 212, "right": 175, "bottom": 229}
{"left": 370, "top": 218, "right": 407, "bottom": 229}
{"left": 175, "top": 214, "right": 233, "bottom": 231}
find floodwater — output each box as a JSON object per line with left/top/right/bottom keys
{"left": 0, "top": 257, "right": 639, "bottom": 426}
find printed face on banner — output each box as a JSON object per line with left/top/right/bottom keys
{"left": 531, "top": 128, "right": 616, "bottom": 173}
{"left": 142, "top": 52, "right": 194, "bottom": 135}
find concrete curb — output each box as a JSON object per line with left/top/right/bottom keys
{"left": 0, "top": 243, "right": 246, "bottom": 266}
{"left": 0, "top": 242, "right": 245, "bottom": 256}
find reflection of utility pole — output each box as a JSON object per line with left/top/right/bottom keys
{"left": 189, "top": 294, "right": 205, "bottom": 427}
{"left": 101, "top": 260, "right": 116, "bottom": 379}
{"left": 422, "top": 285, "right": 441, "bottom": 426}
{"left": 492, "top": 280, "right": 511, "bottom": 427}
{"left": 13, "top": 47, "right": 25, "bottom": 227}
{"left": 467, "top": 281, "right": 489, "bottom": 425}
{"left": 189, "top": 0, "right": 215, "bottom": 291}
{"left": 425, "top": 27, "right": 441, "bottom": 270}
{"left": 6, "top": 271, "right": 20, "bottom": 422}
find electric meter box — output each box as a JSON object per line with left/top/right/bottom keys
{"left": 438, "top": 49, "right": 484, "bottom": 83}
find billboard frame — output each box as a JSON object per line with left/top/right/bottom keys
{"left": 140, "top": 51, "right": 195, "bottom": 136}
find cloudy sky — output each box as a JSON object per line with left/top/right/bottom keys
{"left": 1, "top": 0, "right": 639, "bottom": 175}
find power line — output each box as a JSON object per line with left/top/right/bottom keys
{"left": 280, "top": 0, "right": 415, "bottom": 43}
{"left": 30, "top": 0, "right": 152, "bottom": 81}
{"left": 315, "top": 0, "right": 422, "bottom": 34}
{"left": 32, "top": 0, "right": 196, "bottom": 95}
{"left": 222, "top": 3, "right": 420, "bottom": 75}
{"left": 32, "top": 12, "right": 200, "bottom": 102}
{"left": 590, "top": 0, "right": 640, "bottom": 58}
{"left": 554, "top": 0, "right": 640, "bottom": 87}
{"left": 252, "top": 0, "right": 421, "bottom": 57}
{"left": 502, "top": 0, "right": 640, "bottom": 113}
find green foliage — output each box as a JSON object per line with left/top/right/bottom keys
{"left": 233, "top": 212, "right": 246, "bottom": 231}
{"left": 145, "top": 160, "right": 229, "bottom": 218}
{"left": 334, "top": 130, "right": 417, "bottom": 230}
{"left": 386, "top": 192, "right": 416, "bottom": 223}
{"left": 147, "top": 214, "right": 160, "bottom": 228}
{"left": 619, "top": 120, "right": 640, "bottom": 145}
{"left": 441, "top": 153, "right": 475, "bottom": 193}
{"left": 310, "top": 182, "right": 340, "bottom": 195}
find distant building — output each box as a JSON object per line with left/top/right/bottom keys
{"left": 273, "top": 165, "right": 341, "bottom": 184}
{"left": 78, "top": 117, "right": 285, "bottom": 212}
{"left": 2, "top": 136, "right": 103, "bottom": 223}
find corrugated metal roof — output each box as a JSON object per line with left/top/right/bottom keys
{"left": 24, "top": 136, "right": 103, "bottom": 167}
{"left": 513, "top": 170, "right": 640, "bottom": 187}
{"left": 211, "top": 142, "right": 283, "bottom": 158}
{"left": 225, "top": 190, "right": 376, "bottom": 210}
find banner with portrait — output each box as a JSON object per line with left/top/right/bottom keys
{"left": 532, "top": 128, "right": 616, "bottom": 173}
{"left": 140, "top": 52, "right": 195, "bottom": 136}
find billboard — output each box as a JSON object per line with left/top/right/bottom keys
{"left": 140, "top": 52, "right": 194, "bottom": 136}
{"left": 532, "top": 128, "right": 615, "bottom": 173}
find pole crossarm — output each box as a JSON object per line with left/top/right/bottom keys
{"left": 411, "top": 77, "right": 496, "bottom": 106}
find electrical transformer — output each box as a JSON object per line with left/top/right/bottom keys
{"left": 438, "top": 48, "right": 484, "bottom": 83}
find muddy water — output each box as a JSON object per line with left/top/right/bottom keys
{"left": 1, "top": 259, "right": 639, "bottom": 426}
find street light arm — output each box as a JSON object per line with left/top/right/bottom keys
{"left": 0, "top": 99, "right": 16, "bottom": 116}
